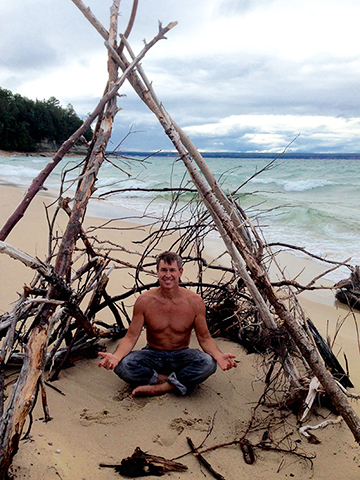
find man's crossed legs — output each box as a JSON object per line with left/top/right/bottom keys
{"left": 114, "top": 346, "right": 217, "bottom": 396}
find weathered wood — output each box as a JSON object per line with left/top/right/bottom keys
{"left": 71, "top": 0, "right": 109, "bottom": 40}
{"left": 85, "top": 272, "right": 110, "bottom": 320}
{"left": 118, "top": 0, "right": 139, "bottom": 56}
{"left": 0, "top": 358, "right": 4, "bottom": 417}
{"left": 0, "top": 240, "right": 100, "bottom": 338}
{"left": 0, "top": 12, "right": 182, "bottom": 478}
{"left": 0, "top": 323, "right": 49, "bottom": 475}
{"left": 39, "top": 375, "right": 52, "bottom": 422}
{"left": 335, "top": 265, "right": 360, "bottom": 310}
{"left": 116, "top": 23, "right": 360, "bottom": 443}
{"left": 187, "top": 436, "right": 226, "bottom": 480}
{"left": 101, "top": 446, "right": 188, "bottom": 477}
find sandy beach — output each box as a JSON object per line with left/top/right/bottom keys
{"left": 1, "top": 184, "right": 360, "bottom": 480}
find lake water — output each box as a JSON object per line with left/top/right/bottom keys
{"left": 1, "top": 152, "right": 359, "bottom": 280}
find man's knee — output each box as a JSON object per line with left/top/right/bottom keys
{"left": 201, "top": 353, "right": 217, "bottom": 376}
{"left": 113, "top": 356, "right": 128, "bottom": 380}
{"left": 114, "top": 353, "right": 139, "bottom": 381}
{"left": 177, "top": 350, "right": 217, "bottom": 387}
{"left": 192, "top": 350, "right": 217, "bottom": 374}
{"left": 114, "top": 352, "right": 157, "bottom": 386}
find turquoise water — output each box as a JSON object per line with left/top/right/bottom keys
{"left": 1, "top": 154, "right": 359, "bottom": 274}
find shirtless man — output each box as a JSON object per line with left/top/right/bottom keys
{"left": 98, "top": 251, "right": 237, "bottom": 396}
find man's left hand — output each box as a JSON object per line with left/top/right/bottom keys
{"left": 217, "top": 353, "right": 237, "bottom": 371}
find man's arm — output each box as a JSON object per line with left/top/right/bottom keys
{"left": 193, "top": 296, "right": 237, "bottom": 371}
{"left": 98, "top": 296, "right": 145, "bottom": 370}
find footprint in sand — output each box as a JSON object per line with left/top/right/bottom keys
{"left": 79, "top": 408, "right": 120, "bottom": 426}
{"left": 153, "top": 416, "right": 212, "bottom": 446}
{"left": 170, "top": 416, "right": 212, "bottom": 433}
{"left": 112, "top": 384, "right": 134, "bottom": 402}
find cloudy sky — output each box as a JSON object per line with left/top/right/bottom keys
{"left": 1, "top": 0, "right": 360, "bottom": 153}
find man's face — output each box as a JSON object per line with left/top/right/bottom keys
{"left": 157, "top": 260, "right": 183, "bottom": 289}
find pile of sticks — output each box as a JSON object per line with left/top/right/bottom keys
{"left": 335, "top": 265, "right": 360, "bottom": 310}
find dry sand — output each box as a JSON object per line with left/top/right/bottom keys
{"left": 1, "top": 184, "right": 360, "bottom": 480}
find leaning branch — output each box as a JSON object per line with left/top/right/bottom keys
{"left": 116, "top": 23, "right": 360, "bottom": 443}
{"left": 71, "top": 0, "right": 109, "bottom": 40}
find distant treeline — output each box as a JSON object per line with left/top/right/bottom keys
{"left": 0, "top": 88, "right": 92, "bottom": 152}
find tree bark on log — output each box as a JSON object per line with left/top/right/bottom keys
{"left": 0, "top": 323, "right": 49, "bottom": 474}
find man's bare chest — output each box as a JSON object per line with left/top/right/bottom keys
{"left": 144, "top": 299, "right": 195, "bottom": 333}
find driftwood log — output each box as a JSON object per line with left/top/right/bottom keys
{"left": 335, "top": 265, "right": 360, "bottom": 310}
{"left": 100, "top": 446, "right": 188, "bottom": 477}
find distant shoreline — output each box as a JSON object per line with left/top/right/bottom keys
{"left": 2, "top": 149, "right": 360, "bottom": 160}
{"left": 108, "top": 150, "right": 360, "bottom": 160}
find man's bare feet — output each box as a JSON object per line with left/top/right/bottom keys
{"left": 131, "top": 381, "right": 176, "bottom": 397}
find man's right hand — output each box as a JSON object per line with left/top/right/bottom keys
{"left": 98, "top": 352, "right": 120, "bottom": 370}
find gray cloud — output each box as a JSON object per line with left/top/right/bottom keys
{"left": 215, "top": 0, "right": 278, "bottom": 15}
{"left": 1, "top": 0, "right": 360, "bottom": 153}
{"left": 0, "top": 38, "right": 57, "bottom": 71}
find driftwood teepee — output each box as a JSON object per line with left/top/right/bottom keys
{"left": 1, "top": 1, "right": 360, "bottom": 477}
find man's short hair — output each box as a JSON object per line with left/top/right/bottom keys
{"left": 156, "top": 251, "right": 183, "bottom": 271}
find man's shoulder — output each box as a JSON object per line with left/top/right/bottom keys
{"left": 134, "top": 288, "right": 158, "bottom": 308}
{"left": 180, "top": 286, "right": 198, "bottom": 297}
{"left": 180, "top": 287, "right": 204, "bottom": 305}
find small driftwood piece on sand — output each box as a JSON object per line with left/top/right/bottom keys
{"left": 100, "top": 447, "right": 188, "bottom": 477}
{"left": 299, "top": 416, "right": 343, "bottom": 444}
{"left": 300, "top": 377, "right": 321, "bottom": 422}
{"left": 187, "top": 437, "right": 226, "bottom": 480}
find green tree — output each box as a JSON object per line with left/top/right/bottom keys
{"left": 0, "top": 88, "right": 93, "bottom": 152}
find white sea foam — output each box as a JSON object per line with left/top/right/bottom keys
{"left": 250, "top": 177, "right": 336, "bottom": 191}
{"left": 1, "top": 154, "right": 359, "bottom": 276}
{"left": 0, "top": 164, "right": 42, "bottom": 179}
